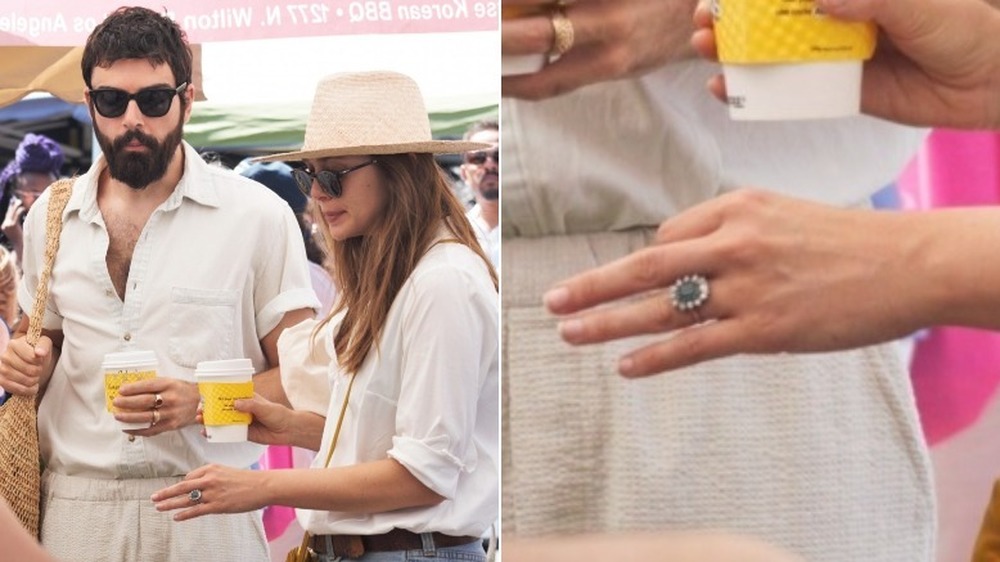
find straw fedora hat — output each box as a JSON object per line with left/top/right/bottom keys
{"left": 257, "top": 71, "right": 492, "bottom": 162}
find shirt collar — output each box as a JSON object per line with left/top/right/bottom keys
{"left": 69, "top": 141, "right": 222, "bottom": 222}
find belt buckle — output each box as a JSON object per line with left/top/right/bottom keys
{"left": 332, "top": 535, "right": 366, "bottom": 558}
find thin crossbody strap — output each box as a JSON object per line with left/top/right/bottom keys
{"left": 321, "top": 373, "right": 357, "bottom": 469}
{"left": 290, "top": 372, "right": 357, "bottom": 559}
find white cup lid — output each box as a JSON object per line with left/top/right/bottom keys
{"left": 102, "top": 350, "right": 157, "bottom": 370}
{"left": 195, "top": 358, "right": 254, "bottom": 377}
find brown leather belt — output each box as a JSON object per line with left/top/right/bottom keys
{"left": 309, "top": 528, "right": 480, "bottom": 557}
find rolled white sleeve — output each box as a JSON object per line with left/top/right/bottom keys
{"left": 254, "top": 206, "right": 321, "bottom": 337}
{"left": 278, "top": 318, "right": 333, "bottom": 415}
{"left": 387, "top": 265, "right": 492, "bottom": 499}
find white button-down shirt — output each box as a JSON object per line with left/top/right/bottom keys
{"left": 281, "top": 239, "right": 499, "bottom": 537}
{"left": 466, "top": 204, "right": 499, "bottom": 269}
{"left": 20, "top": 142, "right": 320, "bottom": 478}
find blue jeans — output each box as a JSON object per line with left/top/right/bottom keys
{"left": 317, "top": 537, "right": 485, "bottom": 562}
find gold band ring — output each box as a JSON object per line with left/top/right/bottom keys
{"left": 150, "top": 409, "right": 161, "bottom": 427}
{"left": 549, "top": 6, "right": 575, "bottom": 56}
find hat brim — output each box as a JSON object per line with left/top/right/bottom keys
{"left": 254, "top": 140, "right": 493, "bottom": 163}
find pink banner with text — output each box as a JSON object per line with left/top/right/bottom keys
{"left": 0, "top": 0, "right": 497, "bottom": 46}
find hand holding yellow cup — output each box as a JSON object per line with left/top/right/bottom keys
{"left": 195, "top": 358, "right": 255, "bottom": 443}
{"left": 103, "top": 350, "right": 158, "bottom": 430}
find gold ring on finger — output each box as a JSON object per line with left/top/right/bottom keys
{"left": 549, "top": 6, "right": 575, "bottom": 56}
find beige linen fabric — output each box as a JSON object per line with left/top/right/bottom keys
{"left": 40, "top": 471, "right": 268, "bottom": 562}
{"left": 502, "top": 229, "right": 935, "bottom": 562}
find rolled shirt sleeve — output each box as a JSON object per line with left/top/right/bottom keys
{"left": 279, "top": 317, "right": 333, "bottom": 416}
{"left": 386, "top": 259, "right": 495, "bottom": 499}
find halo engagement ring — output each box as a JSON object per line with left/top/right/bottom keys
{"left": 150, "top": 409, "right": 161, "bottom": 427}
{"left": 549, "top": 5, "right": 575, "bottom": 56}
{"left": 188, "top": 489, "right": 203, "bottom": 504}
{"left": 153, "top": 393, "right": 163, "bottom": 409}
{"left": 669, "top": 274, "right": 710, "bottom": 324}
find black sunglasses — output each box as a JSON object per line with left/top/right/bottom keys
{"left": 89, "top": 82, "right": 188, "bottom": 118}
{"left": 292, "top": 160, "right": 378, "bottom": 198}
{"left": 464, "top": 149, "right": 499, "bottom": 165}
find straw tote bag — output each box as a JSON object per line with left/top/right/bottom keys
{"left": 0, "top": 177, "right": 74, "bottom": 537}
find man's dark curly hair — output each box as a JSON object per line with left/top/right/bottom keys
{"left": 81, "top": 6, "right": 192, "bottom": 91}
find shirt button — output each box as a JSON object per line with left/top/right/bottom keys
{"left": 105, "top": 289, "right": 113, "bottom": 297}
{"left": 123, "top": 334, "right": 132, "bottom": 341}
{"left": 128, "top": 435, "right": 136, "bottom": 442}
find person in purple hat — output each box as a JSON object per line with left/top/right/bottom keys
{"left": 0, "top": 133, "right": 64, "bottom": 267}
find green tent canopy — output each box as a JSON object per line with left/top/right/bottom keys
{"left": 184, "top": 98, "right": 498, "bottom": 153}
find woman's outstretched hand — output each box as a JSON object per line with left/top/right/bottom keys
{"left": 544, "top": 190, "right": 937, "bottom": 377}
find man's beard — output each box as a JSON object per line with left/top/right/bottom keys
{"left": 478, "top": 173, "right": 499, "bottom": 201}
{"left": 96, "top": 120, "right": 183, "bottom": 190}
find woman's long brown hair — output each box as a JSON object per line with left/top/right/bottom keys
{"left": 312, "top": 153, "right": 497, "bottom": 375}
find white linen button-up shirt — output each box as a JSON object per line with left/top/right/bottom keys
{"left": 20, "top": 142, "right": 320, "bottom": 479}
{"left": 280, "top": 239, "right": 499, "bottom": 538}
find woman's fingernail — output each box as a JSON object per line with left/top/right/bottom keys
{"left": 558, "top": 319, "right": 583, "bottom": 341}
{"left": 543, "top": 287, "right": 569, "bottom": 311}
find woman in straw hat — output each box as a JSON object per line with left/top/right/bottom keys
{"left": 152, "top": 71, "right": 498, "bottom": 562}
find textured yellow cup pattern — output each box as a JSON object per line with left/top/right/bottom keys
{"left": 105, "top": 370, "right": 156, "bottom": 412}
{"left": 714, "top": 0, "right": 876, "bottom": 63}
{"left": 199, "top": 381, "right": 254, "bottom": 426}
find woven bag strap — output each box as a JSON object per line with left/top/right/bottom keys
{"left": 25, "top": 178, "right": 74, "bottom": 346}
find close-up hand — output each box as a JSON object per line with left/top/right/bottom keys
{"left": 0, "top": 335, "right": 53, "bottom": 396}
{"left": 236, "top": 393, "right": 302, "bottom": 446}
{"left": 502, "top": 0, "right": 698, "bottom": 100}
{"left": 201, "top": 393, "right": 325, "bottom": 450}
{"left": 691, "top": 0, "right": 1000, "bottom": 129}
{"left": 2, "top": 196, "right": 25, "bottom": 246}
{"left": 115, "top": 377, "right": 200, "bottom": 436}
{"left": 543, "top": 190, "right": 931, "bottom": 377}
{"left": 150, "top": 464, "right": 266, "bottom": 521}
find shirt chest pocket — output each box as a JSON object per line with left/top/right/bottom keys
{"left": 168, "top": 287, "right": 238, "bottom": 368}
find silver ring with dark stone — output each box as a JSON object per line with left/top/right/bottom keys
{"left": 670, "top": 274, "right": 710, "bottom": 319}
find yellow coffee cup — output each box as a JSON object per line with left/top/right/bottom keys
{"left": 713, "top": 0, "right": 877, "bottom": 120}
{"left": 195, "top": 358, "right": 255, "bottom": 443}
{"left": 102, "top": 350, "right": 158, "bottom": 430}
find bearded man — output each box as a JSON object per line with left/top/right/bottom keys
{"left": 459, "top": 119, "right": 499, "bottom": 269}
{"left": 0, "top": 7, "right": 318, "bottom": 561}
